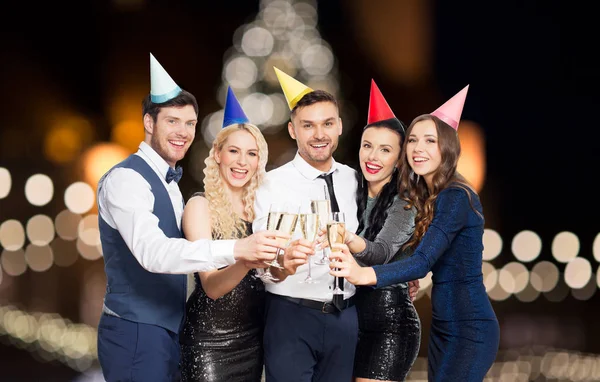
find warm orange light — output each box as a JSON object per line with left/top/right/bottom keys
{"left": 112, "top": 120, "right": 144, "bottom": 153}
{"left": 457, "top": 120, "right": 486, "bottom": 192}
{"left": 44, "top": 116, "right": 94, "bottom": 164}
{"left": 81, "top": 143, "right": 130, "bottom": 189}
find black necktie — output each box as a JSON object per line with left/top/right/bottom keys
{"left": 318, "top": 173, "right": 340, "bottom": 213}
{"left": 318, "top": 172, "right": 344, "bottom": 310}
{"left": 166, "top": 166, "right": 183, "bottom": 183}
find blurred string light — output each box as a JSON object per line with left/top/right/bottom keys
{"left": 199, "top": 0, "right": 340, "bottom": 149}
{"left": 0, "top": 305, "right": 97, "bottom": 372}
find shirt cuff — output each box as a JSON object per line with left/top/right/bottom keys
{"left": 210, "top": 240, "right": 236, "bottom": 267}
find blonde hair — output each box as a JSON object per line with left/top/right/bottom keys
{"left": 203, "top": 123, "right": 268, "bottom": 239}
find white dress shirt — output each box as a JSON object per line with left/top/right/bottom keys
{"left": 97, "top": 142, "right": 236, "bottom": 274}
{"left": 253, "top": 152, "right": 358, "bottom": 302}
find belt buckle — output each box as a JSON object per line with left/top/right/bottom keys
{"left": 322, "top": 302, "right": 331, "bottom": 313}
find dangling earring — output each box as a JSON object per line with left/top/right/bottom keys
{"left": 409, "top": 170, "right": 415, "bottom": 182}
{"left": 362, "top": 176, "right": 365, "bottom": 189}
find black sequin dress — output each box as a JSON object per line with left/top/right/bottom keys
{"left": 180, "top": 221, "right": 265, "bottom": 382}
{"left": 353, "top": 197, "right": 421, "bottom": 381}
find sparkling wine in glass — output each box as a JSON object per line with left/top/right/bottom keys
{"left": 327, "top": 212, "right": 346, "bottom": 295}
{"left": 310, "top": 199, "right": 331, "bottom": 265}
{"left": 260, "top": 204, "right": 286, "bottom": 282}
{"left": 298, "top": 212, "right": 319, "bottom": 284}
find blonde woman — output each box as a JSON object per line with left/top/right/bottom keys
{"left": 179, "top": 88, "right": 269, "bottom": 382}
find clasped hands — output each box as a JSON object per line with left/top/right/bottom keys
{"left": 316, "top": 229, "right": 420, "bottom": 301}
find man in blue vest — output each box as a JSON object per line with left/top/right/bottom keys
{"left": 96, "top": 54, "right": 286, "bottom": 382}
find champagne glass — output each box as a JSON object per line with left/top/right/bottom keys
{"left": 298, "top": 211, "right": 320, "bottom": 284}
{"left": 264, "top": 202, "right": 298, "bottom": 269}
{"left": 327, "top": 211, "right": 346, "bottom": 295}
{"left": 260, "top": 203, "right": 285, "bottom": 282}
{"left": 310, "top": 198, "right": 331, "bottom": 265}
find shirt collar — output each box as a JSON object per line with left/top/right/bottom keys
{"left": 291, "top": 152, "right": 339, "bottom": 181}
{"left": 138, "top": 141, "right": 171, "bottom": 179}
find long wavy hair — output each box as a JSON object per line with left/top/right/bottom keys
{"left": 203, "top": 123, "right": 268, "bottom": 239}
{"left": 356, "top": 118, "right": 406, "bottom": 241}
{"left": 398, "top": 114, "right": 479, "bottom": 249}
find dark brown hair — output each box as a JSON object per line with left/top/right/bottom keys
{"left": 398, "top": 114, "right": 479, "bottom": 249}
{"left": 142, "top": 90, "right": 199, "bottom": 122}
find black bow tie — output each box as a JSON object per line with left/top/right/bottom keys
{"left": 166, "top": 166, "right": 183, "bottom": 183}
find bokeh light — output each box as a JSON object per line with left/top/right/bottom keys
{"left": 76, "top": 237, "right": 102, "bottom": 261}
{"left": 499, "top": 262, "right": 529, "bottom": 294}
{"left": 24, "top": 244, "right": 54, "bottom": 272}
{"left": 24, "top": 174, "right": 54, "bottom": 207}
{"left": 81, "top": 143, "right": 130, "bottom": 188}
{"left": 512, "top": 230, "right": 542, "bottom": 263}
{"left": 26, "top": 215, "right": 55, "bottom": 246}
{"left": 456, "top": 121, "right": 486, "bottom": 193}
{"left": 111, "top": 120, "right": 145, "bottom": 153}
{"left": 51, "top": 237, "right": 79, "bottom": 267}
{"left": 571, "top": 277, "right": 596, "bottom": 301}
{"left": 0, "top": 167, "right": 11, "bottom": 199}
{"left": 55, "top": 210, "right": 82, "bottom": 241}
{"left": 43, "top": 116, "right": 93, "bottom": 164}
{"left": 482, "top": 228, "right": 503, "bottom": 261}
{"left": 0, "top": 219, "right": 26, "bottom": 251}
{"left": 552, "top": 231, "right": 580, "bottom": 263}
{"left": 530, "top": 261, "right": 560, "bottom": 293}
{"left": 241, "top": 26, "right": 275, "bottom": 57}
{"left": 64, "top": 182, "right": 95, "bottom": 214}
{"left": 1, "top": 249, "right": 27, "bottom": 277}
{"left": 594, "top": 233, "right": 600, "bottom": 262}
{"left": 482, "top": 261, "right": 498, "bottom": 292}
{"left": 564, "top": 257, "right": 591, "bottom": 289}
{"left": 78, "top": 215, "right": 100, "bottom": 247}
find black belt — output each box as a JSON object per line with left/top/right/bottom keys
{"left": 277, "top": 294, "right": 355, "bottom": 314}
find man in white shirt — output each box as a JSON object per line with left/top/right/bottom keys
{"left": 96, "top": 54, "right": 285, "bottom": 382}
{"left": 254, "top": 68, "right": 360, "bottom": 382}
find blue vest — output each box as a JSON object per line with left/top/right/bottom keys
{"left": 98, "top": 154, "right": 187, "bottom": 334}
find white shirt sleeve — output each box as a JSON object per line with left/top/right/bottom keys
{"left": 98, "top": 168, "right": 236, "bottom": 274}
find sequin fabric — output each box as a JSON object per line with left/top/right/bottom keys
{"left": 353, "top": 196, "right": 420, "bottom": 380}
{"left": 373, "top": 187, "right": 500, "bottom": 381}
{"left": 179, "top": 221, "right": 265, "bottom": 382}
{"left": 354, "top": 285, "right": 421, "bottom": 381}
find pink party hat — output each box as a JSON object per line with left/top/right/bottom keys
{"left": 431, "top": 85, "right": 469, "bottom": 130}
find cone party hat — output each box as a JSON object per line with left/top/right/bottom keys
{"left": 367, "top": 79, "right": 396, "bottom": 124}
{"left": 431, "top": 85, "right": 469, "bottom": 130}
{"left": 150, "top": 53, "right": 182, "bottom": 103}
{"left": 273, "top": 67, "right": 314, "bottom": 110}
{"left": 222, "top": 86, "right": 250, "bottom": 128}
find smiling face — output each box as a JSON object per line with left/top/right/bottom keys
{"left": 288, "top": 101, "right": 342, "bottom": 172}
{"left": 406, "top": 119, "right": 442, "bottom": 188}
{"left": 215, "top": 129, "right": 259, "bottom": 190}
{"left": 144, "top": 105, "right": 197, "bottom": 168}
{"left": 359, "top": 126, "right": 402, "bottom": 197}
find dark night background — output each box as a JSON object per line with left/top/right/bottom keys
{"left": 1, "top": 0, "right": 598, "bottom": 380}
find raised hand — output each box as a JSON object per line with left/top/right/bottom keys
{"left": 280, "top": 238, "right": 315, "bottom": 277}
{"left": 234, "top": 230, "right": 290, "bottom": 263}
{"left": 328, "top": 243, "right": 377, "bottom": 286}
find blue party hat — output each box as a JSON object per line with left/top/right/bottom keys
{"left": 222, "top": 86, "right": 250, "bottom": 128}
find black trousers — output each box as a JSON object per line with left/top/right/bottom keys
{"left": 263, "top": 292, "right": 358, "bottom": 382}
